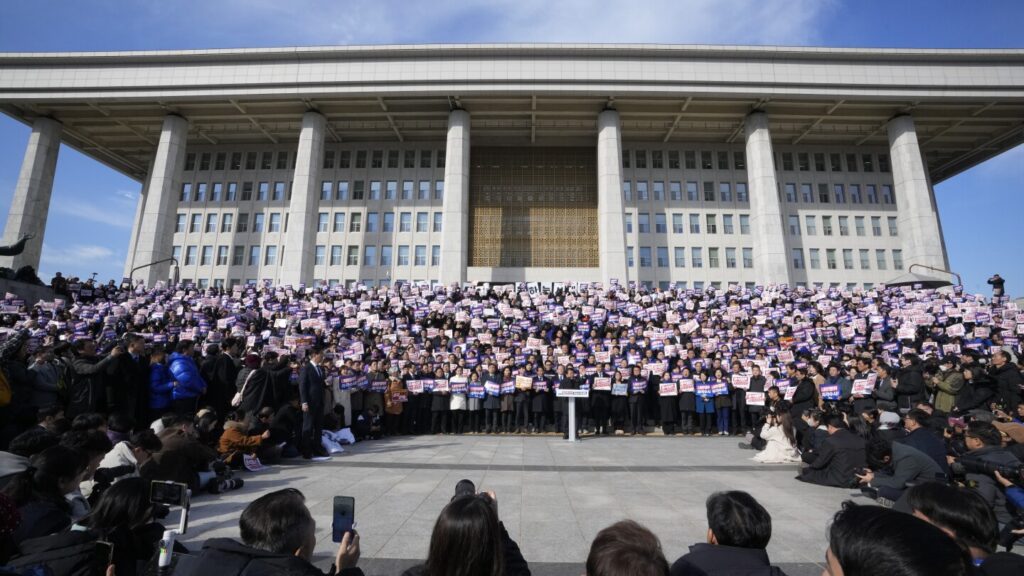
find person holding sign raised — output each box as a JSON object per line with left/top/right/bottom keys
{"left": 658, "top": 370, "right": 678, "bottom": 436}
{"left": 530, "top": 365, "right": 551, "bottom": 434}
{"left": 729, "top": 362, "right": 750, "bottom": 436}
{"left": 628, "top": 365, "right": 648, "bottom": 436}
{"left": 677, "top": 367, "right": 697, "bottom": 436}
{"left": 499, "top": 367, "right": 515, "bottom": 434}
{"left": 430, "top": 367, "right": 451, "bottom": 435}
{"left": 449, "top": 368, "right": 469, "bottom": 435}
{"left": 695, "top": 370, "right": 716, "bottom": 437}
{"left": 590, "top": 367, "right": 613, "bottom": 436}
{"left": 711, "top": 367, "right": 732, "bottom": 437}
{"left": 482, "top": 364, "right": 502, "bottom": 434}
{"left": 820, "top": 364, "right": 852, "bottom": 413}
{"left": 610, "top": 372, "right": 629, "bottom": 433}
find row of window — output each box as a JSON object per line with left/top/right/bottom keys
{"left": 782, "top": 182, "right": 895, "bottom": 206}
{"left": 172, "top": 244, "right": 442, "bottom": 268}
{"left": 787, "top": 215, "right": 898, "bottom": 238}
{"left": 175, "top": 210, "right": 445, "bottom": 236}
{"left": 183, "top": 149, "right": 446, "bottom": 172}
{"left": 625, "top": 213, "right": 751, "bottom": 235}
{"left": 625, "top": 246, "right": 754, "bottom": 269}
{"left": 179, "top": 179, "right": 445, "bottom": 204}
{"left": 623, "top": 181, "right": 749, "bottom": 203}
{"left": 791, "top": 248, "right": 904, "bottom": 271}
{"left": 622, "top": 149, "right": 891, "bottom": 174}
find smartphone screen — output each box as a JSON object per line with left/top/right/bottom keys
{"left": 332, "top": 496, "right": 355, "bottom": 543}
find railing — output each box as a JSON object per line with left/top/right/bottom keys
{"left": 130, "top": 257, "right": 180, "bottom": 286}
{"left": 909, "top": 263, "right": 962, "bottom": 286}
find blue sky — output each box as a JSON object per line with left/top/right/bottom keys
{"left": 0, "top": 0, "right": 1021, "bottom": 293}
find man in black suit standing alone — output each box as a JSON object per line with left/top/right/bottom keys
{"left": 299, "top": 346, "right": 328, "bottom": 459}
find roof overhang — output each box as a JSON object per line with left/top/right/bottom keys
{"left": 0, "top": 43, "right": 1021, "bottom": 183}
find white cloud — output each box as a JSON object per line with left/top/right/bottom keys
{"left": 38, "top": 243, "right": 124, "bottom": 283}
{"left": 40, "top": 244, "right": 115, "bottom": 267}
{"left": 52, "top": 198, "right": 133, "bottom": 228}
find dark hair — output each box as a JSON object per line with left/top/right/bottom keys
{"left": 866, "top": 437, "right": 894, "bottom": 469}
{"left": 906, "top": 483, "right": 998, "bottom": 554}
{"left": 426, "top": 495, "right": 504, "bottom": 576}
{"left": 706, "top": 491, "right": 771, "bottom": 549}
{"left": 904, "top": 409, "right": 931, "bottom": 428}
{"left": 36, "top": 405, "right": 64, "bottom": 422}
{"left": 586, "top": 519, "right": 668, "bottom": 576}
{"left": 802, "top": 408, "right": 824, "bottom": 424}
{"left": 175, "top": 340, "right": 194, "bottom": 354}
{"left": 824, "top": 414, "right": 847, "bottom": 430}
{"left": 966, "top": 422, "right": 1002, "bottom": 447}
{"left": 7, "top": 428, "right": 58, "bottom": 458}
{"left": 70, "top": 412, "right": 107, "bottom": 432}
{"left": 239, "top": 488, "right": 314, "bottom": 554}
{"left": 107, "top": 413, "right": 135, "bottom": 434}
{"left": 60, "top": 430, "right": 113, "bottom": 462}
{"left": 1, "top": 445, "right": 86, "bottom": 507}
{"left": 828, "top": 501, "right": 972, "bottom": 576}
{"left": 128, "top": 429, "right": 163, "bottom": 453}
{"left": 221, "top": 337, "right": 239, "bottom": 351}
{"left": 81, "top": 477, "right": 153, "bottom": 535}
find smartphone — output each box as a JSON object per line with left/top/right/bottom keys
{"left": 332, "top": 496, "right": 355, "bottom": 543}
{"left": 93, "top": 540, "right": 113, "bottom": 573}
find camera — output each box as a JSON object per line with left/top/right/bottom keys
{"left": 958, "top": 454, "right": 1024, "bottom": 483}
{"left": 150, "top": 481, "right": 189, "bottom": 507}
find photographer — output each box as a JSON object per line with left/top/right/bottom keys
{"left": 897, "top": 409, "right": 950, "bottom": 475}
{"left": 856, "top": 437, "right": 943, "bottom": 504}
{"left": 950, "top": 422, "right": 1022, "bottom": 527}
{"left": 928, "top": 357, "right": 964, "bottom": 414}
{"left": 84, "top": 429, "right": 162, "bottom": 502}
{"left": 988, "top": 274, "right": 1005, "bottom": 298}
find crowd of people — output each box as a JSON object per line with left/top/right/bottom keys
{"left": 0, "top": 274, "right": 1021, "bottom": 574}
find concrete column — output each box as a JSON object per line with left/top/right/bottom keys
{"left": 887, "top": 114, "right": 948, "bottom": 271}
{"left": 0, "top": 117, "right": 62, "bottom": 272}
{"left": 122, "top": 160, "right": 154, "bottom": 279}
{"left": 439, "top": 109, "right": 470, "bottom": 285}
{"left": 743, "top": 111, "right": 790, "bottom": 286}
{"left": 281, "top": 111, "right": 326, "bottom": 286}
{"left": 131, "top": 114, "right": 189, "bottom": 286}
{"left": 597, "top": 109, "right": 629, "bottom": 287}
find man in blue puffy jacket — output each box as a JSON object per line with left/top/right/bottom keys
{"left": 169, "top": 340, "right": 207, "bottom": 417}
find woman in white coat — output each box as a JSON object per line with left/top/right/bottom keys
{"left": 752, "top": 411, "right": 801, "bottom": 463}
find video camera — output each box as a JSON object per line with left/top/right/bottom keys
{"left": 957, "top": 454, "right": 1024, "bottom": 484}
{"left": 151, "top": 481, "right": 191, "bottom": 576}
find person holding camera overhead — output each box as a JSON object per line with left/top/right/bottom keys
{"left": 947, "top": 421, "right": 1022, "bottom": 527}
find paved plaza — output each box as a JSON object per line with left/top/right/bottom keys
{"left": 180, "top": 434, "right": 852, "bottom": 575}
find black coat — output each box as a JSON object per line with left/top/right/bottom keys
{"left": 895, "top": 427, "right": 950, "bottom": 476}
{"left": 798, "top": 428, "right": 866, "bottom": 488}
{"left": 895, "top": 364, "right": 927, "bottom": 410}
{"left": 237, "top": 367, "right": 276, "bottom": 415}
{"left": 788, "top": 378, "right": 816, "bottom": 418}
{"left": 747, "top": 375, "right": 767, "bottom": 413}
{"left": 181, "top": 538, "right": 364, "bottom": 576}
{"left": 67, "top": 353, "right": 116, "bottom": 417}
{"left": 298, "top": 362, "right": 326, "bottom": 411}
{"left": 990, "top": 363, "right": 1023, "bottom": 410}
{"left": 669, "top": 543, "right": 786, "bottom": 576}
{"left": 9, "top": 530, "right": 97, "bottom": 576}
{"left": 109, "top": 353, "right": 148, "bottom": 422}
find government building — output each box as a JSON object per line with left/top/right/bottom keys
{"left": 0, "top": 44, "right": 1022, "bottom": 290}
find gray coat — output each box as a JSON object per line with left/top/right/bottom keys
{"left": 871, "top": 442, "right": 944, "bottom": 490}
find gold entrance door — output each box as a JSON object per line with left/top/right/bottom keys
{"left": 469, "top": 147, "right": 598, "bottom": 268}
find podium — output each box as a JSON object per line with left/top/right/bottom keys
{"left": 555, "top": 388, "right": 590, "bottom": 442}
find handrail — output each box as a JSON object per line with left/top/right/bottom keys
{"left": 130, "top": 257, "right": 180, "bottom": 286}
{"left": 909, "top": 263, "right": 962, "bottom": 286}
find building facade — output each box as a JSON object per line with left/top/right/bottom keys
{"left": 0, "top": 44, "right": 1021, "bottom": 289}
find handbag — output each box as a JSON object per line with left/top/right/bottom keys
{"left": 231, "top": 369, "right": 257, "bottom": 408}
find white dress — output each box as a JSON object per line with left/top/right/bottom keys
{"left": 752, "top": 424, "right": 801, "bottom": 463}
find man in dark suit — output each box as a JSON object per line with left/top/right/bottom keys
{"left": 109, "top": 334, "right": 149, "bottom": 426}
{"left": 895, "top": 409, "right": 950, "bottom": 475}
{"left": 797, "top": 414, "right": 866, "bottom": 488}
{"left": 299, "top": 346, "right": 328, "bottom": 459}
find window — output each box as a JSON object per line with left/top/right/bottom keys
{"left": 784, "top": 183, "right": 797, "bottom": 203}
{"left": 431, "top": 245, "right": 440, "bottom": 266}
{"left": 369, "top": 181, "right": 381, "bottom": 201}
{"left": 866, "top": 185, "right": 878, "bottom": 204}
{"left": 370, "top": 150, "right": 383, "bottom": 169}
{"left": 414, "top": 245, "right": 427, "bottom": 266}
{"left": 238, "top": 213, "right": 249, "bottom": 233}
{"left": 639, "top": 246, "right": 652, "bottom": 267}
{"left": 859, "top": 249, "right": 870, "bottom": 270}
{"left": 871, "top": 216, "right": 882, "bottom": 236}
{"left": 655, "top": 213, "right": 667, "bottom": 234}
{"left": 653, "top": 181, "right": 664, "bottom": 201}
{"left": 276, "top": 152, "right": 289, "bottom": 170}
{"left": 656, "top": 246, "right": 669, "bottom": 267}
{"left": 221, "top": 213, "right": 233, "bottom": 233}
{"left": 175, "top": 214, "right": 186, "bottom": 233}
{"left": 798, "top": 153, "right": 810, "bottom": 171}
{"left": 195, "top": 183, "right": 207, "bottom": 202}
{"left": 809, "top": 249, "right": 820, "bottom": 269}
{"left": 622, "top": 150, "right": 631, "bottom": 169}
{"left": 351, "top": 150, "right": 365, "bottom": 169}
{"left": 398, "top": 181, "right": 412, "bottom": 201}
{"left": 436, "top": 151, "right": 445, "bottom": 168}
{"left": 674, "top": 247, "right": 686, "bottom": 267}
{"left": 706, "top": 214, "right": 717, "bottom": 234}
{"left": 739, "top": 215, "right": 750, "bottom": 234}
{"left": 636, "top": 181, "right": 648, "bottom": 201}
{"left": 892, "top": 249, "right": 904, "bottom": 270}
{"left": 686, "top": 182, "right": 698, "bottom": 202}
{"left": 717, "top": 151, "right": 730, "bottom": 170}
{"left": 190, "top": 214, "right": 201, "bottom": 233}
{"left": 397, "top": 245, "right": 410, "bottom": 266}
{"left": 834, "top": 184, "right": 846, "bottom": 204}
{"left": 792, "top": 248, "right": 805, "bottom": 269}
{"left": 180, "top": 183, "right": 192, "bottom": 203}
{"left": 719, "top": 182, "right": 732, "bottom": 202}
{"left": 232, "top": 246, "right": 244, "bottom": 266}
{"left": 416, "top": 212, "right": 428, "bottom": 233}
{"left": 814, "top": 153, "right": 826, "bottom": 171}
{"left": 317, "top": 212, "right": 329, "bottom": 233}
{"left": 366, "top": 212, "right": 378, "bottom": 233}
{"left": 624, "top": 214, "right": 633, "bottom": 234}
{"left": 182, "top": 245, "right": 196, "bottom": 266}
{"left": 708, "top": 247, "right": 720, "bottom": 268}
{"left": 312, "top": 245, "right": 327, "bottom": 266}
{"left": 399, "top": 150, "right": 413, "bottom": 169}
{"left": 351, "top": 181, "right": 365, "bottom": 200}
{"left": 733, "top": 151, "right": 746, "bottom": 170}
{"left": 635, "top": 150, "right": 647, "bottom": 169}
{"left": 244, "top": 152, "right": 257, "bottom": 170}
{"left": 330, "top": 246, "right": 343, "bottom": 266}
{"left": 185, "top": 153, "right": 196, "bottom": 171}
{"left": 257, "top": 182, "right": 269, "bottom": 201}
{"left": 399, "top": 212, "right": 412, "bottom": 232}
{"left": 248, "top": 245, "right": 260, "bottom": 267}
{"left": 201, "top": 246, "right": 213, "bottom": 266}
{"left": 684, "top": 151, "right": 696, "bottom": 170}
{"left": 818, "top": 183, "right": 830, "bottom": 204}
{"left": 364, "top": 245, "right": 377, "bottom": 267}
{"left": 850, "top": 184, "right": 861, "bottom": 204}
{"left": 433, "top": 212, "right": 443, "bottom": 232}
{"left": 846, "top": 153, "right": 858, "bottom": 172}
{"left": 652, "top": 151, "right": 664, "bottom": 169}
{"left": 822, "top": 216, "right": 833, "bottom": 236}
{"left": 382, "top": 213, "right": 394, "bottom": 233}
{"left": 199, "top": 153, "right": 211, "bottom": 171}
{"left": 350, "top": 213, "right": 362, "bottom": 232}
{"left": 380, "top": 245, "right": 392, "bottom": 267}
{"left": 826, "top": 249, "right": 837, "bottom": 270}
{"left": 672, "top": 213, "right": 684, "bottom": 234}
{"left": 703, "top": 181, "right": 715, "bottom": 202}
{"left": 418, "top": 181, "right": 430, "bottom": 200}
{"left": 434, "top": 181, "right": 444, "bottom": 201}
{"left": 623, "top": 182, "right": 632, "bottom": 202}
{"left": 217, "top": 246, "right": 229, "bottom": 266}
{"left": 668, "top": 151, "right": 680, "bottom": 169}
{"left": 781, "top": 152, "right": 794, "bottom": 171}
{"left": 626, "top": 246, "right": 634, "bottom": 267}
{"left": 887, "top": 217, "right": 898, "bottom": 236}
{"left": 736, "top": 183, "right": 748, "bottom": 203}
{"left": 333, "top": 212, "right": 345, "bottom": 232}
{"left": 882, "top": 185, "right": 895, "bottom": 205}
{"left": 875, "top": 249, "right": 887, "bottom": 270}
{"left": 211, "top": 183, "right": 223, "bottom": 202}
{"left": 725, "top": 247, "right": 737, "bottom": 268}
{"left": 224, "top": 182, "right": 237, "bottom": 202}
{"left": 843, "top": 249, "right": 854, "bottom": 270}
{"left": 323, "top": 150, "right": 336, "bottom": 169}
{"left": 788, "top": 215, "right": 801, "bottom": 236}
{"left": 805, "top": 215, "right": 817, "bottom": 236}
{"left": 320, "top": 181, "right": 333, "bottom": 201}
{"left": 264, "top": 245, "right": 277, "bottom": 266}
{"left": 268, "top": 213, "right": 281, "bottom": 233}
{"left": 670, "top": 182, "right": 682, "bottom": 201}
{"left": 878, "top": 154, "right": 890, "bottom": 172}
{"left": 691, "top": 247, "right": 703, "bottom": 268}
{"left": 240, "top": 182, "right": 253, "bottom": 202}
{"left": 855, "top": 216, "right": 865, "bottom": 236}
{"left": 742, "top": 247, "right": 753, "bottom": 269}
{"left": 638, "top": 213, "right": 650, "bottom": 234}
{"left": 689, "top": 214, "right": 700, "bottom": 234}
{"left": 420, "top": 150, "right": 432, "bottom": 169}
{"left": 838, "top": 216, "right": 849, "bottom": 236}
{"left": 860, "top": 154, "right": 874, "bottom": 173}
{"left": 800, "top": 184, "right": 813, "bottom": 204}
{"left": 346, "top": 246, "right": 359, "bottom": 266}
{"left": 272, "top": 182, "right": 285, "bottom": 201}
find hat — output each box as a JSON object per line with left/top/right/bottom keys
{"left": 994, "top": 421, "right": 1024, "bottom": 445}
{"left": 879, "top": 411, "right": 901, "bottom": 427}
